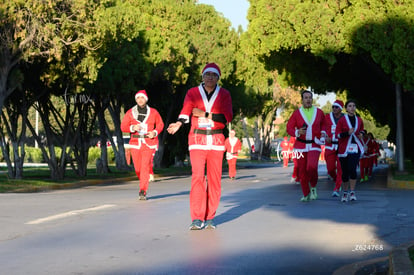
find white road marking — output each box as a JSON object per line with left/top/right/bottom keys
{"left": 25, "top": 204, "right": 116, "bottom": 225}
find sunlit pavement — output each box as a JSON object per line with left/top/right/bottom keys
{"left": 0, "top": 161, "right": 413, "bottom": 274}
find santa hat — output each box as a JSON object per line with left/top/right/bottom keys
{"left": 332, "top": 99, "right": 344, "bottom": 110}
{"left": 135, "top": 90, "right": 148, "bottom": 101}
{"left": 202, "top": 63, "right": 221, "bottom": 79}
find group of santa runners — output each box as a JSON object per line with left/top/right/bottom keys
{"left": 121, "top": 63, "right": 380, "bottom": 231}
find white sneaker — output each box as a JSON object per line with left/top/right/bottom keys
{"left": 341, "top": 192, "right": 348, "bottom": 203}
{"left": 332, "top": 190, "right": 340, "bottom": 197}
{"left": 310, "top": 187, "right": 318, "bottom": 200}
{"left": 149, "top": 174, "right": 154, "bottom": 182}
{"left": 349, "top": 192, "right": 357, "bottom": 201}
{"left": 290, "top": 177, "right": 296, "bottom": 183}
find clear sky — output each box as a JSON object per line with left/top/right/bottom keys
{"left": 197, "top": 0, "right": 249, "bottom": 30}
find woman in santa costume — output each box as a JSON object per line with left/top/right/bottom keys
{"left": 335, "top": 99, "right": 365, "bottom": 202}
{"left": 121, "top": 90, "right": 164, "bottom": 200}
{"left": 225, "top": 129, "right": 242, "bottom": 179}
{"left": 167, "top": 63, "right": 233, "bottom": 230}
{"left": 287, "top": 90, "right": 327, "bottom": 202}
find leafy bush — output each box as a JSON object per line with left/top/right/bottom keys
{"left": 88, "top": 147, "right": 115, "bottom": 165}
{"left": 25, "top": 147, "right": 44, "bottom": 163}
{"left": 88, "top": 147, "right": 101, "bottom": 164}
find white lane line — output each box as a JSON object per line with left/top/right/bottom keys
{"left": 25, "top": 204, "right": 116, "bottom": 225}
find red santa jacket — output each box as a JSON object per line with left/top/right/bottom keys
{"left": 178, "top": 84, "right": 233, "bottom": 151}
{"left": 335, "top": 114, "right": 364, "bottom": 157}
{"left": 225, "top": 137, "right": 242, "bottom": 160}
{"left": 360, "top": 136, "right": 371, "bottom": 159}
{"left": 286, "top": 107, "right": 327, "bottom": 152}
{"left": 121, "top": 105, "right": 164, "bottom": 150}
{"left": 324, "top": 112, "right": 343, "bottom": 151}
{"left": 367, "top": 138, "right": 378, "bottom": 158}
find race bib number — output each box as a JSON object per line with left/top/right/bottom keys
{"left": 347, "top": 143, "right": 358, "bottom": 154}
{"left": 198, "top": 117, "right": 214, "bottom": 128}
{"left": 139, "top": 123, "right": 148, "bottom": 135}
{"left": 331, "top": 125, "right": 336, "bottom": 134}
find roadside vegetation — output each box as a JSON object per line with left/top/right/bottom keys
{"left": 1, "top": 0, "right": 413, "bottom": 183}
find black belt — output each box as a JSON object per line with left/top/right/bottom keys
{"left": 331, "top": 141, "right": 338, "bottom": 144}
{"left": 193, "top": 129, "right": 223, "bottom": 135}
{"left": 297, "top": 138, "right": 314, "bottom": 144}
{"left": 132, "top": 134, "right": 147, "bottom": 138}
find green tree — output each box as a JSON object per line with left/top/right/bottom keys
{"left": 247, "top": 0, "right": 413, "bottom": 163}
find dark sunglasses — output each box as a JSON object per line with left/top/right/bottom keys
{"left": 332, "top": 106, "right": 340, "bottom": 109}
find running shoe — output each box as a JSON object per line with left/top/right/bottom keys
{"left": 332, "top": 190, "right": 340, "bottom": 197}
{"left": 189, "top": 219, "right": 204, "bottom": 230}
{"left": 139, "top": 190, "right": 147, "bottom": 200}
{"left": 300, "top": 195, "right": 311, "bottom": 202}
{"left": 204, "top": 219, "right": 216, "bottom": 229}
{"left": 341, "top": 192, "right": 348, "bottom": 203}
{"left": 349, "top": 192, "right": 357, "bottom": 201}
{"left": 310, "top": 187, "right": 318, "bottom": 200}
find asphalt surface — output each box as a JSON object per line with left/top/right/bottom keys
{"left": 0, "top": 161, "right": 413, "bottom": 274}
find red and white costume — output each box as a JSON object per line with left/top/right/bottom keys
{"left": 121, "top": 105, "right": 164, "bottom": 193}
{"left": 335, "top": 115, "right": 364, "bottom": 157}
{"left": 289, "top": 136, "right": 299, "bottom": 182}
{"left": 178, "top": 84, "right": 233, "bottom": 222}
{"left": 225, "top": 136, "right": 242, "bottom": 178}
{"left": 287, "top": 107, "right": 327, "bottom": 197}
{"left": 324, "top": 112, "right": 343, "bottom": 191}
{"left": 280, "top": 137, "right": 290, "bottom": 167}
{"left": 359, "top": 134, "right": 371, "bottom": 180}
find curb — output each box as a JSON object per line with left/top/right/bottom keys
{"left": 387, "top": 168, "right": 414, "bottom": 190}
{"left": 11, "top": 176, "right": 138, "bottom": 193}
{"left": 389, "top": 241, "right": 414, "bottom": 275}
{"left": 332, "top": 256, "right": 389, "bottom": 275}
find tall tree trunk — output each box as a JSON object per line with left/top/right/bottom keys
{"left": 395, "top": 83, "right": 405, "bottom": 172}
{"left": 108, "top": 97, "right": 129, "bottom": 170}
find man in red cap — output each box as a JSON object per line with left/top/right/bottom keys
{"left": 324, "top": 99, "right": 344, "bottom": 197}
{"left": 167, "top": 63, "right": 233, "bottom": 230}
{"left": 225, "top": 129, "right": 242, "bottom": 180}
{"left": 121, "top": 90, "right": 164, "bottom": 200}
{"left": 287, "top": 90, "right": 327, "bottom": 202}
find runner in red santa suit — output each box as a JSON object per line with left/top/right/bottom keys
{"left": 121, "top": 90, "right": 164, "bottom": 200}
{"left": 336, "top": 99, "right": 365, "bottom": 202}
{"left": 359, "top": 130, "right": 370, "bottom": 183}
{"left": 280, "top": 136, "right": 290, "bottom": 168}
{"left": 287, "top": 90, "right": 327, "bottom": 202}
{"left": 225, "top": 129, "right": 242, "bottom": 180}
{"left": 289, "top": 136, "right": 300, "bottom": 184}
{"left": 324, "top": 100, "right": 344, "bottom": 197}
{"left": 167, "top": 63, "right": 233, "bottom": 230}
{"left": 367, "top": 132, "right": 379, "bottom": 177}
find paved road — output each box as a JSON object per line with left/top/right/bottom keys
{"left": 0, "top": 162, "right": 413, "bottom": 274}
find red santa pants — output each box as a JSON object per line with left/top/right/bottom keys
{"left": 324, "top": 149, "right": 342, "bottom": 191}
{"left": 292, "top": 157, "right": 299, "bottom": 181}
{"left": 297, "top": 150, "right": 320, "bottom": 196}
{"left": 360, "top": 157, "right": 369, "bottom": 179}
{"left": 189, "top": 149, "right": 223, "bottom": 221}
{"left": 282, "top": 151, "right": 289, "bottom": 167}
{"left": 227, "top": 158, "right": 237, "bottom": 178}
{"left": 131, "top": 146, "right": 155, "bottom": 192}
